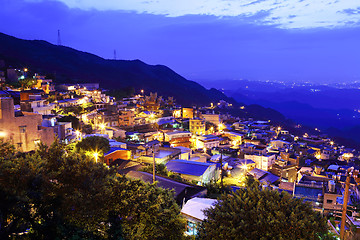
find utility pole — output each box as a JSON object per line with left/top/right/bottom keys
{"left": 152, "top": 144, "right": 156, "bottom": 183}
{"left": 220, "top": 148, "right": 223, "bottom": 188}
{"left": 340, "top": 169, "right": 360, "bottom": 239}
{"left": 114, "top": 49, "right": 117, "bottom": 60}
{"left": 340, "top": 169, "right": 351, "bottom": 240}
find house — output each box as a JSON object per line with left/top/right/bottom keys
{"left": 270, "top": 140, "right": 290, "bottom": 150}
{"left": 194, "top": 135, "right": 220, "bottom": 150}
{"left": 202, "top": 113, "right": 220, "bottom": 125}
{"left": 119, "top": 110, "right": 135, "bottom": 126}
{"left": 248, "top": 168, "right": 280, "bottom": 186}
{"left": 175, "top": 146, "right": 192, "bottom": 160}
{"left": 244, "top": 154, "right": 276, "bottom": 171}
{"left": 189, "top": 118, "right": 205, "bottom": 135}
{"left": 139, "top": 147, "right": 181, "bottom": 164}
{"left": 270, "top": 159, "right": 298, "bottom": 182}
{"left": 182, "top": 107, "right": 194, "bottom": 119}
{"left": 0, "top": 95, "right": 54, "bottom": 152}
{"left": 223, "top": 131, "right": 243, "bottom": 145}
{"left": 164, "top": 131, "right": 191, "bottom": 148}
{"left": 181, "top": 198, "right": 217, "bottom": 236}
{"left": 166, "top": 159, "right": 218, "bottom": 185}
{"left": 126, "top": 171, "right": 206, "bottom": 206}
{"left": 293, "top": 175, "right": 331, "bottom": 210}
{"left": 103, "top": 147, "right": 131, "bottom": 165}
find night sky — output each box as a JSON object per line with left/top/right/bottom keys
{"left": 1, "top": 0, "right": 360, "bottom": 83}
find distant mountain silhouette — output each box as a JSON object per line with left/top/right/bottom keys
{"left": 0, "top": 32, "right": 230, "bottom": 106}
{"left": 0, "top": 32, "right": 292, "bottom": 126}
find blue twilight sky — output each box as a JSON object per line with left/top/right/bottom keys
{"left": 0, "top": 0, "right": 360, "bottom": 83}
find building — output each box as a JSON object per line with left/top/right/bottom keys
{"left": 103, "top": 147, "right": 131, "bottom": 165}
{"left": 118, "top": 110, "right": 135, "bottom": 126}
{"left": 270, "top": 160, "right": 298, "bottom": 182}
{"left": 270, "top": 140, "right": 290, "bottom": 150}
{"left": 166, "top": 159, "right": 218, "bottom": 185}
{"left": 190, "top": 118, "right": 205, "bottom": 135}
{"left": 181, "top": 198, "right": 217, "bottom": 236}
{"left": 34, "top": 75, "right": 55, "bottom": 94}
{"left": 248, "top": 168, "right": 280, "bottom": 186}
{"left": 244, "top": 154, "right": 276, "bottom": 171}
{"left": 164, "top": 131, "right": 191, "bottom": 148}
{"left": 182, "top": 108, "right": 194, "bottom": 119}
{"left": 194, "top": 135, "right": 220, "bottom": 150}
{"left": 202, "top": 113, "right": 220, "bottom": 125}
{"left": 0, "top": 96, "right": 54, "bottom": 152}
{"left": 223, "top": 132, "right": 243, "bottom": 145}
{"left": 20, "top": 99, "right": 55, "bottom": 115}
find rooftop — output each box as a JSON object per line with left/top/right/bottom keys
{"left": 166, "top": 160, "right": 216, "bottom": 176}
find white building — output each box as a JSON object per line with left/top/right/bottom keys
{"left": 244, "top": 154, "right": 276, "bottom": 171}
{"left": 181, "top": 198, "right": 217, "bottom": 236}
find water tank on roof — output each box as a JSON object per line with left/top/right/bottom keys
{"left": 317, "top": 193, "right": 323, "bottom": 202}
{"left": 328, "top": 180, "right": 336, "bottom": 193}
{"left": 311, "top": 181, "right": 316, "bottom": 187}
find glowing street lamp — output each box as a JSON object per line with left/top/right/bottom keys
{"left": 0, "top": 131, "right": 6, "bottom": 138}
{"left": 99, "top": 123, "right": 106, "bottom": 134}
{"left": 218, "top": 123, "right": 225, "bottom": 132}
{"left": 75, "top": 130, "right": 81, "bottom": 140}
{"left": 241, "top": 164, "right": 248, "bottom": 171}
{"left": 92, "top": 151, "right": 99, "bottom": 163}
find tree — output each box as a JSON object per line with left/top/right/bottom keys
{"left": 197, "top": 177, "right": 332, "bottom": 240}
{"left": 76, "top": 136, "right": 110, "bottom": 154}
{"left": 58, "top": 115, "right": 80, "bottom": 130}
{"left": 82, "top": 124, "right": 93, "bottom": 134}
{"left": 0, "top": 140, "right": 185, "bottom": 239}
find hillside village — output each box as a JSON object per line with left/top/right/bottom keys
{"left": 1, "top": 65, "right": 360, "bottom": 237}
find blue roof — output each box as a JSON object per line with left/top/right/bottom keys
{"left": 294, "top": 185, "right": 322, "bottom": 202}
{"left": 157, "top": 119, "right": 174, "bottom": 125}
{"left": 259, "top": 173, "right": 280, "bottom": 184}
{"left": 238, "top": 159, "right": 255, "bottom": 165}
{"left": 166, "top": 160, "right": 215, "bottom": 176}
{"left": 104, "top": 147, "right": 128, "bottom": 156}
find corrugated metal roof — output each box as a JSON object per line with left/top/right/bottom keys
{"left": 166, "top": 160, "right": 215, "bottom": 176}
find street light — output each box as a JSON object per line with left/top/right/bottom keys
{"left": 75, "top": 130, "right": 81, "bottom": 140}
{"left": 92, "top": 151, "right": 99, "bottom": 163}
{"left": 99, "top": 123, "right": 106, "bottom": 134}
{"left": 0, "top": 131, "right": 6, "bottom": 138}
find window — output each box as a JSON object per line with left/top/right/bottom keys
{"left": 19, "top": 126, "right": 26, "bottom": 133}
{"left": 326, "top": 199, "right": 333, "bottom": 204}
{"left": 37, "top": 102, "right": 41, "bottom": 107}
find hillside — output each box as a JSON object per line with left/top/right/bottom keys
{"left": 0, "top": 32, "right": 228, "bottom": 106}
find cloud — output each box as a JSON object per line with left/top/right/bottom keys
{"left": 48, "top": 0, "right": 360, "bottom": 28}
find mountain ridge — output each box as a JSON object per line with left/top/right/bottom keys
{"left": 0, "top": 32, "right": 230, "bottom": 106}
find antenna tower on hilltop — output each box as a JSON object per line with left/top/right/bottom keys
{"left": 57, "top": 30, "right": 62, "bottom": 46}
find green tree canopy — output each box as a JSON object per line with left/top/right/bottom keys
{"left": 76, "top": 136, "right": 110, "bottom": 154}
{"left": 197, "top": 177, "right": 331, "bottom": 240}
{"left": 0, "top": 140, "right": 185, "bottom": 239}
{"left": 58, "top": 115, "right": 80, "bottom": 130}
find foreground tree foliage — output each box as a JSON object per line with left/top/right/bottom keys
{"left": 197, "top": 177, "right": 332, "bottom": 240}
{"left": 76, "top": 136, "right": 111, "bottom": 154}
{"left": 0, "top": 140, "right": 185, "bottom": 239}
